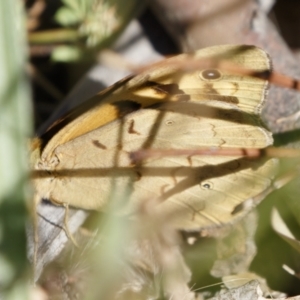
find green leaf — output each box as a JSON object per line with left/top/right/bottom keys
{"left": 61, "top": 0, "right": 82, "bottom": 12}
{"left": 52, "top": 45, "right": 82, "bottom": 62}
{"left": 55, "top": 7, "right": 82, "bottom": 26}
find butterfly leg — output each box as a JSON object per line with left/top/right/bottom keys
{"left": 62, "top": 203, "right": 79, "bottom": 248}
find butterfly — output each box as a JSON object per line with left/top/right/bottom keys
{"left": 30, "top": 44, "right": 278, "bottom": 237}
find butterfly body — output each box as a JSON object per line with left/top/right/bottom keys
{"left": 32, "top": 45, "right": 277, "bottom": 231}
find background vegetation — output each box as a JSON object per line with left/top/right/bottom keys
{"left": 2, "top": 0, "right": 300, "bottom": 299}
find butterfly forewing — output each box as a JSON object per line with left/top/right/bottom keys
{"left": 38, "top": 45, "right": 271, "bottom": 160}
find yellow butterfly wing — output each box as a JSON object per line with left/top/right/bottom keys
{"left": 36, "top": 45, "right": 270, "bottom": 159}
{"left": 32, "top": 44, "right": 277, "bottom": 231}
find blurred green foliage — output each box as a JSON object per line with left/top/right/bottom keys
{"left": 0, "top": 0, "right": 32, "bottom": 298}
{"left": 28, "top": 0, "right": 146, "bottom": 62}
